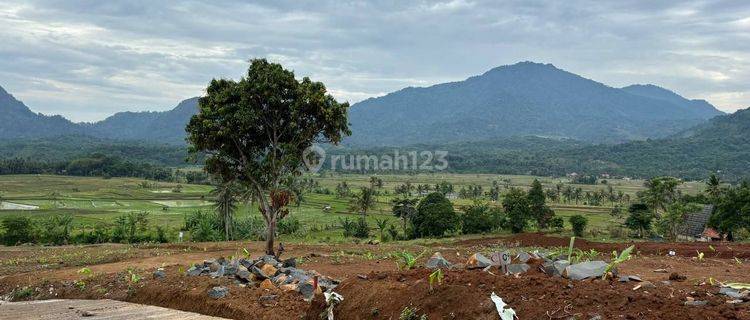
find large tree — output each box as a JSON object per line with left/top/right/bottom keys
{"left": 638, "top": 176, "right": 682, "bottom": 216}
{"left": 187, "top": 59, "right": 350, "bottom": 255}
{"left": 528, "top": 179, "right": 554, "bottom": 229}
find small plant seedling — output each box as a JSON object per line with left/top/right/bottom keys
{"left": 429, "top": 268, "right": 444, "bottom": 291}
{"left": 696, "top": 251, "right": 705, "bottom": 262}
{"left": 735, "top": 257, "right": 743, "bottom": 265}
{"left": 709, "top": 245, "right": 716, "bottom": 252}
{"left": 602, "top": 245, "right": 634, "bottom": 280}
{"left": 394, "top": 250, "right": 427, "bottom": 271}
{"left": 77, "top": 267, "right": 92, "bottom": 276}
{"left": 243, "top": 248, "right": 251, "bottom": 258}
{"left": 128, "top": 269, "right": 142, "bottom": 284}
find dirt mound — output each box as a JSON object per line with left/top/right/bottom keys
{"left": 457, "top": 233, "right": 750, "bottom": 259}
{"left": 317, "top": 268, "right": 749, "bottom": 320}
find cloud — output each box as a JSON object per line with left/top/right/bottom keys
{"left": 0, "top": 0, "right": 748, "bottom": 121}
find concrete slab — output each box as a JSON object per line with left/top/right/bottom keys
{"left": 0, "top": 299, "right": 228, "bottom": 320}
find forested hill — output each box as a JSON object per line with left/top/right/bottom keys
{"left": 420, "top": 108, "right": 750, "bottom": 181}
{"left": 346, "top": 62, "right": 722, "bottom": 146}
{"left": 85, "top": 97, "right": 199, "bottom": 145}
{"left": 0, "top": 85, "right": 85, "bottom": 139}
{"left": 0, "top": 84, "right": 198, "bottom": 144}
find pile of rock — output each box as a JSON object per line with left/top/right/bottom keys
{"left": 186, "top": 255, "right": 339, "bottom": 301}
{"left": 426, "top": 251, "right": 617, "bottom": 281}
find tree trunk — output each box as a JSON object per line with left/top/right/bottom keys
{"left": 266, "top": 218, "right": 276, "bottom": 256}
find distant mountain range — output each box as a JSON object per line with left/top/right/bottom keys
{"left": 0, "top": 61, "right": 726, "bottom": 146}
{"left": 0, "top": 85, "right": 199, "bottom": 145}
{"left": 347, "top": 62, "right": 723, "bottom": 145}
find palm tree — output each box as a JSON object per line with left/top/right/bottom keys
{"left": 392, "top": 197, "right": 418, "bottom": 232}
{"left": 212, "top": 182, "right": 239, "bottom": 241}
{"left": 706, "top": 174, "right": 722, "bottom": 201}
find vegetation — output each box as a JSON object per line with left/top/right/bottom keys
{"left": 569, "top": 215, "right": 588, "bottom": 237}
{"left": 411, "top": 193, "right": 460, "bottom": 238}
{"left": 185, "top": 59, "right": 350, "bottom": 255}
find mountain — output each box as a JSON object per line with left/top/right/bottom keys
{"left": 0, "top": 84, "right": 198, "bottom": 145}
{"left": 347, "top": 62, "right": 723, "bottom": 146}
{"left": 87, "top": 97, "right": 199, "bottom": 145}
{"left": 0, "top": 85, "right": 85, "bottom": 139}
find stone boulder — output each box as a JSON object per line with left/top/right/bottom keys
{"left": 208, "top": 286, "right": 229, "bottom": 299}
{"left": 426, "top": 252, "right": 452, "bottom": 269}
{"left": 564, "top": 261, "right": 609, "bottom": 280}
{"left": 466, "top": 253, "right": 492, "bottom": 269}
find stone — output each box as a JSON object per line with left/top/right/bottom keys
{"left": 720, "top": 287, "right": 744, "bottom": 299}
{"left": 426, "top": 252, "right": 452, "bottom": 269}
{"left": 272, "top": 274, "right": 288, "bottom": 285}
{"left": 516, "top": 252, "right": 532, "bottom": 263}
{"left": 282, "top": 258, "right": 297, "bottom": 268}
{"left": 298, "top": 282, "right": 315, "bottom": 301}
{"left": 208, "top": 286, "right": 229, "bottom": 299}
{"left": 261, "top": 264, "right": 279, "bottom": 278}
{"left": 258, "top": 255, "right": 280, "bottom": 267}
{"left": 186, "top": 266, "right": 203, "bottom": 276}
{"left": 260, "top": 279, "right": 276, "bottom": 290}
{"left": 239, "top": 258, "right": 254, "bottom": 269}
{"left": 669, "top": 272, "right": 687, "bottom": 282}
{"left": 684, "top": 300, "right": 708, "bottom": 307}
{"left": 653, "top": 269, "right": 668, "bottom": 273}
{"left": 153, "top": 269, "right": 166, "bottom": 280}
{"left": 506, "top": 264, "right": 530, "bottom": 275}
{"left": 466, "top": 253, "right": 492, "bottom": 269}
{"left": 564, "top": 261, "right": 608, "bottom": 280}
{"left": 552, "top": 260, "right": 570, "bottom": 276}
{"left": 628, "top": 275, "right": 643, "bottom": 282}
{"left": 280, "top": 284, "right": 298, "bottom": 292}
{"left": 251, "top": 266, "right": 268, "bottom": 280}
{"left": 636, "top": 281, "right": 656, "bottom": 290}
{"left": 318, "top": 277, "right": 339, "bottom": 291}
{"left": 209, "top": 265, "right": 225, "bottom": 278}
{"left": 236, "top": 266, "right": 252, "bottom": 282}
{"left": 618, "top": 276, "right": 630, "bottom": 283}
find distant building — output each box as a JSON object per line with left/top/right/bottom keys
{"left": 677, "top": 205, "right": 719, "bottom": 242}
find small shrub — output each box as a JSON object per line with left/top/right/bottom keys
{"left": 339, "top": 218, "right": 356, "bottom": 238}
{"left": 399, "top": 306, "right": 427, "bottom": 320}
{"left": 353, "top": 217, "right": 370, "bottom": 239}
{"left": 234, "top": 216, "right": 266, "bottom": 241}
{"left": 548, "top": 216, "right": 565, "bottom": 233}
{"left": 1, "top": 216, "right": 36, "bottom": 246}
{"left": 569, "top": 215, "right": 588, "bottom": 237}
{"left": 461, "top": 203, "right": 502, "bottom": 234}
{"left": 277, "top": 216, "right": 301, "bottom": 235}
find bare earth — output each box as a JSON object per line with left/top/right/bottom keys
{"left": 1, "top": 234, "right": 750, "bottom": 319}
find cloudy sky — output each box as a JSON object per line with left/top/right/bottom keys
{"left": 1, "top": 0, "right": 748, "bottom": 122}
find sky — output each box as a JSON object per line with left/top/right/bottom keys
{"left": 0, "top": 0, "right": 749, "bottom": 122}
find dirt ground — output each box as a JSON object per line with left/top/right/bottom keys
{"left": 2, "top": 234, "right": 750, "bottom": 319}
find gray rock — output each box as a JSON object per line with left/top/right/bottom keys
{"left": 467, "top": 253, "right": 492, "bottom": 269}
{"left": 619, "top": 275, "right": 642, "bottom": 283}
{"left": 684, "top": 300, "right": 708, "bottom": 307}
{"left": 251, "top": 265, "right": 268, "bottom": 280}
{"left": 208, "top": 286, "right": 229, "bottom": 299}
{"left": 564, "top": 261, "right": 608, "bottom": 280}
{"left": 720, "top": 287, "right": 744, "bottom": 299}
{"left": 542, "top": 260, "right": 569, "bottom": 277}
{"left": 186, "top": 266, "right": 203, "bottom": 276}
{"left": 507, "top": 264, "right": 530, "bottom": 275}
{"left": 618, "top": 276, "right": 630, "bottom": 283}
{"left": 236, "top": 268, "right": 252, "bottom": 283}
{"left": 298, "top": 282, "right": 315, "bottom": 301}
{"left": 589, "top": 315, "right": 602, "bottom": 320}
{"left": 426, "top": 252, "right": 452, "bottom": 269}
{"left": 638, "top": 281, "right": 656, "bottom": 289}
{"left": 209, "top": 265, "right": 225, "bottom": 278}
{"left": 282, "top": 258, "right": 297, "bottom": 268}
{"left": 239, "top": 258, "right": 254, "bottom": 269}
{"left": 516, "top": 252, "right": 532, "bottom": 263}
{"left": 153, "top": 269, "right": 166, "bottom": 280}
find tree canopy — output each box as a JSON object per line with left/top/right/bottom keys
{"left": 186, "top": 59, "right": 350, "bottom": 255}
